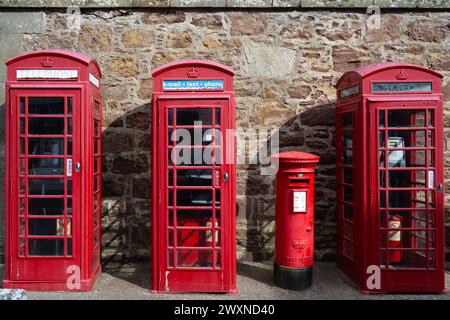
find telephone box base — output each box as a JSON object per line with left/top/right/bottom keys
{"left": 2, "top": 266, "right": 101, "bottom": 292}
{"left": 273, "top": 264, "right": 312, "bottom": 291}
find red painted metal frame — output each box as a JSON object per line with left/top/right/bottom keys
{"left": 3, "top": 50, "right": 102, "bottom": 291}
{"left": 335, "top": 63, "right": 445, "bottom": 293}
{"left": 151, "top": 60, "right": 237, "bottom": 293}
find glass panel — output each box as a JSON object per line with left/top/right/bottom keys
{"left": 176, "top": 190, "right": 214, "bottom": 207}
{"left": 67, "top": 179, "right": 72, "bottom": 195}
{"left": 343, "top": 240, "right": 354, "bottom": 259}
{"left": 28, "top": 218, "right": 65, "bottom": 236}
{"left": 19, "top": 158, "right": 25, "bottom": 175}
{"left": 20, "top": 97, "right": 25, "bottom": 114}
{"left": 428, "top": 110, "right": 434, "bottom": 127}
{"left": 380, "top": 250, "right": 430, "bottom": 269}
{"left": 19, "top": 238, "right": 25, "bottom": 256}
{"left": 343, "top": 168, "right": 353, "bottom": 185}
{"left": 170, "top": 128, "right": 219, "bottom": 146}
{"left": 28, "top": 239, "right": 64, "bottom": 256}
{"left": 168, "top": 109, "right": 173, "bottom": 125}
{"left": 380, "top": 190, "right": 427, "bottom": 209}
{"left": 215, "top": 189, "right": 221, "bottom": 206}
{"left": 342, "top": 131, "right": 352, "bottom": 148}
{"left": 67, "top": 138, "right": 72, "bottom": 155}
{"left": 388, "top": 170, "right": 426, "bottom": 188}
{"left": 343, "top": 221, "right": 354, "bottom": 240}
{"left": 174, "top": 229, "right": 218, "bottom": 247}
{"left": 94, "top": 120, "right": 99, "bottom": 137}
{"left": 215, "top": 251, "right": 221, "bottom": 268}
{"left": 387, "top": 131, "right": 429, "bottom": 148}
{"left": 67, "top": 239, "right": 73, "bottom": 256}
{"left": 344, "top": 186, "right": 353, "bottom": 202}
{"left": 20, "top": 138, "right": 25, "bottom": 155}
{"left": 28, "top": 97, "right": 65, "bottom": 115}
{"left": 379, "top": 110, "right": 385, "bottom": 127}
{"left": 28, "top": 198, "right": 64, "bottom": 216}
{"left": 19, "top": 179, "right": 25, "bottom": 195}
{"left": 343, "top": 150, "right": 352, "bottom": 165}
{"left": 175, "top": 169, "right": 212, "bottom": 186}
{"left": 28, "top": 178, "right": 64, "bottom": 195}
{"left": 19, "top": 219, "right": 25, "bottom": 236}
{"left": 387, "top": 110, "right": 426, "bottom": 128}
{"left": 380, "top": 150, "right": 427, "bottom": 168}
{"left": 20, "top": 118, "right": 25, "bottom": 135}
{"left": 67, "top": 118, "right": 72, "bottom": 135}
{"left": 28, "top": 118, "right": 64, "bottom": 135}
{"left": 28, "top": 158, "right": 64, "bottom": 175}
{"left": 168, "top": 249, "right": 174, "bottom": 267}
{"left": 67, "top": 219, "right": 72, "bottom": 236}
{"left": 29, "top": 138, "right": 64, "bottom": 155}
{"left": 175, "top": 210, "right": 218, "bottom": 226}
{"left": 344, "top": 205, "right": 353, "bottom": 221}
{"left": 176, "top": 250, "right": 213, "bottom": 268}
{"left": 176, "top": 109, "right": 212, "bottom": 126}
{"left": 342, "top": 113, "right": 353, "bottom": 129}
{"left": 94, "top": 138, "right": 99, "bottom": 154}
{"left": 68, "top": 97, "right": 73, "bottom": 115}
{"left": 169, "top": 148, "right": 215, "bottom": 166}
{"left": 67, "top": 198, "right": 72, "bottom": 216}
{"left": 215, "top": 109, "right": 221, "bottom": 125}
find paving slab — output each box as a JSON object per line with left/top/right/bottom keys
{"left": 1, "top": 262, "right": 449, "bottom": 300}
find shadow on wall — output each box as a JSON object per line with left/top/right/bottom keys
{"left": 101, "top": 103, "right": 151, "bottom": 270}
{"left": 240, "top": 103, "right": 338, "bottom": 263}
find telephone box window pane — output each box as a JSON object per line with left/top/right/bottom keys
{"left": 28, "top": 158, "right": 64, "bottom": 175}
{"left": 387, "top": 110, "right": 426, "bottom": 128}
{"left": 177, "top": 250, "right": 213, "bottom": 268}
{"left": 29, "top": 198, "right": 64, "bottom": 216}
{"left": 19, "top": 219, "right": 25, "bottom": 236}
{"left": 342, "top": 131, "right": 352, "bottom": 148}
{"left": 343, "top": 150, "right": 353, "bottom": 165}
{"left": 67, "top": 239, "right": 73, "bottom": 256}
{"left": 28, "top": 239, "right": 64, "bottom": 256}
{"left": 175, "top": 210, "right": 217, "bottom": 226}
{"left": 67, "top": 118, "right": 73, "bottom": 135}
{"left": 344, "top": 186, "right": 353, "bottom": 202}
{"left": 67, "top": 138, "right": 72, "bottom": 155}
{"left": 29, "top": 118, "right": 64, "bottom": 135}
{"left": 176, "top": 170, "right": 212, "bottom": 186}
{"left": 176, "top": 190, "right": 213, "bottom": 207}
{"left": 29, "top": 138, "right": 64, "bottom": 155}
{"left": 20, "top": 97, "right": 25, "bottom": 114}
{"left": 343, "top": 168, "right": 353, "bottom": 185}
{"left": 428, "top": 110, "right": 434, "bottom": 127}
{"left": 215, "top": 190, "right": 221, "bottom": 206}
{"left": 68, "top": 97, "right": 73, "bottom": 115}
{"left": 19, "top": 239, "right": 25, "bottom": 256}
{"left": 175, "top": 229, "right": 218, "bottom": 247}
{"left": 343, "top": 240, "right": 354, "bottom": 260}
{"left": 168, "top": 109, "right": 173, "bottom": 125}
{"left": 379, "top": 111, "right": 385, "bottom": 127}
{"left": 215, "top": 109, "right": 221, "bottom": 125}
{"left": 343, "top": 222, "right": 354, "bottom": 240}
{"left": 67, "top": 180, "right": 72, "bottom": 195}
{"left": 20, "top": 118, "right": 25, "bottom": 134}
{"left": 19, "top": 179, "right": 25, "bottom": 195}
{"left": 29, "top": 178, "right": 64, "bottom": 195}
{"left": 28, "top": 218, "right": 65, "bottom": 236}
{"left": 28, "top": 97, "right": 65, "bottom": 115}
{"left": 171, "top": 128, "right": 217, "bottom": 146}
{"left": 176, "top": 109, "right": 212, "bottom": 126}
{"left": 342, "top": 113, "right": 353, "bottom": 128}
{"left": 169, "top": 148, "right": 213, "bottom": 166}
{"left": 67, "top": 198, "right": 72, "bottom": 216}
{"left": 20, "top": 138, "right": 25, "bottom": 154}
{"left": 389, "top": 170, "right": 426, "bottom": 188}
{"left": 19, "top": 158, "right": 25, "bottom": 175}
{"left": 344, "top": 205, "right": 354, "bottom": 221}
{"left": 388, "top": 190, "right": 426, "bottom": 208}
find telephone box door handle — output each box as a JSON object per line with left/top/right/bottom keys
{"left": 224, "top": 172, "right": 229, "bottom": 183}
{"left": 75, "top": 162, "right": 81, "bottom": 173}
{"left": 438, "top": 183, "right": 443, "bottom": 192}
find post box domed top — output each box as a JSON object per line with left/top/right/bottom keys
{"left": 271, "top": 151, "right": 320, "bottom": 164}
{"left": 335, "top": 62, "right": 442, "bottom": 88}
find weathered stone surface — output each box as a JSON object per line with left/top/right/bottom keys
{"left": 302, "top": 0, "right": 372, "bottom": 7}
{"left": 103, "top": 131, "right": 134, "bottom": 153}
{"left": 0, "top": 12, "right": 45, "bottom": 33}
{"left": 407, "top": 20, "right": 449, "bottom": 43}
{"left": 191, "top": 14, "right": 223, "bottom": 29}
{"left": 242, "top": 42, "right": 296, "bottom": 79}
{"left": 78, "top": 24, "right": 113, "bottom": 52}
{"left": 229, "top": 13, "right": 268, "bottom": 36}
{"left": 301, "top": 105, "right": 336, "bottom": 127}
{"left": 228, "top": 0, "right": 272, "bottom": 7}
{"left": 121, "top": 29, "right": 154, "bottom": 48}
{"left": 365, "top": 14, "right": 402, "bottom": 43}
{"left": 111, "top": 154, "right": 149, "bottom": 175}
{"left": 126, "top": 111, "right": 150, "bottom": 130}
{"left": 142, "top": 11, "right": 186, "bottom": 24}
{"left": 171, "top": 0, "right": 226, "bottom": 7}
{"left": 104, "top": 56, "right": 138, "bottom": 78}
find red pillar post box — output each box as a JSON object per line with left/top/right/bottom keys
{"left": 271, "top": 151, "right": 320, "bottom": 290}
{"left": 3, "top": 50, "right": 103, "bottom": 291}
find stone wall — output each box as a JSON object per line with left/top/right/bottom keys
{"left": 0, "top": 6, "right": 449, "bottom": 264}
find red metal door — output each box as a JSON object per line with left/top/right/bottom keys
{"left": 369, "top": 100, "right": 445, "bottom": 291}
{"left": 9, "top": 89, "right": 81, "bottom": 282}
{"left": 157, "top": 99, "right": 230, "bottom": 292}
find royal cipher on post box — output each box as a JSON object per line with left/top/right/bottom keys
{"left": 151, "top": 60, "right": 237, "bottom": 293}
{"left": 335, "top": 62, "right": 445, "bottom": 293}
{"left": 3, "top": 50, "right": 103, "bottom": 291}
{"left": 271, "top": 152, "right": 320, "bottom": 291}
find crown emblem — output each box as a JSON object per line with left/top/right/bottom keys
{"left": 187, "top": 67, "right": 200, "bottom": 78}
{"left": 292, "top": 239, "right": 307, "bottom": 249}
{"left": 41, "top": 57, "right": 55, "bottom": 68}
{"left": 395, "top": 69, "right": 408, "bottom": 80}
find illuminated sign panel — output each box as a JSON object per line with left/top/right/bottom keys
{"left": 163, "top": 80, "right": 224, "bottom": 90}
{"left": 339, "top": 84, "right": 359, "bottom": 98}
{"left": 372, "top": 82, "right": 432, "bottom": 92}
{"left": 17, "top": 69, "right": 78, "bottom": 79}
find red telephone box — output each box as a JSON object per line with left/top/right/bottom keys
{"left": 151, "top": 60, "right": 237, "bottom": 293}
{"left": 3, "top": 50, "right": 103, "bottom": 291}
{"left": 335, "top": 63, "right": 445, "bottom": 293}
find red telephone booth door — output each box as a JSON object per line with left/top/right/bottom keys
{"left": 369, "top": 100, "right": 445, "bottom": 291}
{"left": 9, "top": 89, "right": 81, "bottom": 282}
{"left": 157, "top": 99, "right": 231, "bottom": 292}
